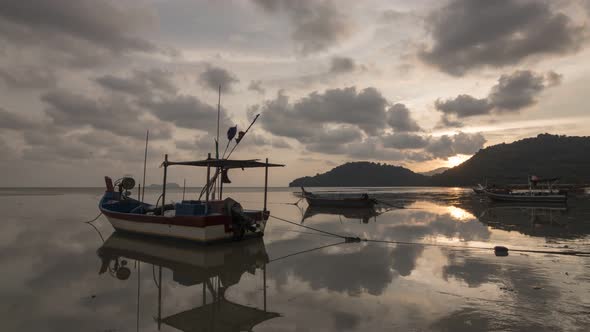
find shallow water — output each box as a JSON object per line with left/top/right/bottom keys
{"left": 1, "top": 187, "right": 589, "bottom": 331}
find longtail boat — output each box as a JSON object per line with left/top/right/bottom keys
{"left": 99, "top": 157, "right": 284, "bottom": 243}
{"left": 300, "top": 187, "right": 377, "bottom": 208}
{"left": 484, "top": 176, "right": 567, "bottom": 203}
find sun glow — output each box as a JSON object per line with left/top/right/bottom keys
{"left": 447, "top": 206, "right": 476, "bottom": 221}
{"left": 446, "top": 154, "right": 471, "bottom": 167}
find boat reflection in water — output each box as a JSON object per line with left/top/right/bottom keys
{"left": 301, "top": 205, "right": 391, "bottom": 224}
{"left": 97, "top": 232, "right": 279, "bottom": 331}
{"left": 475, "top": 203, "right": 589, "bottom": 238}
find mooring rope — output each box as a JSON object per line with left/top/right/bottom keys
{"left": 269, "top": 214, "right": 590, "bottom": 257}
{"left": 268, "top": 241, "right": 344, "bottom": 263}
{"left": 84, "top": 212, "right": 103, "bottom": 223}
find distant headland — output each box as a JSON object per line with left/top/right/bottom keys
{"left": 289, "top": 134, "right": 590, "bottom": 187}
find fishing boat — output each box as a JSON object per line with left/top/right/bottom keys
{"left": 99, "top": 157, "right": 284, "bottom": 243}
{"left": 97, "top": 232, "right": 278, "bottom": 331}
{"left": 300, "top": 187, "right": 377, "bottom": 208}
{"left": 484, "top": 176, "right": 567, "bottom": 203}
{"left": 472, "top": 183, "right": 486, "bottom": 194}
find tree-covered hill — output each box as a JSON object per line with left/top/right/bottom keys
{"left": 289, "top": 134, "right": 590, "bottom": 187}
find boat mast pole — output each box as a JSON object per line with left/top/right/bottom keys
{"left": 264, "top": 158, "right": 269, "bottom": 212}
{"left": 216, "top": 86, "right": 221, "bottom": 198}
{"left": 161, "top": 154, "right": 168, "bottom": 215}
{"left": 182, "top": 178, "right": 186, "bottom": 201}
{"left": 206, "top": 153, "right": 211, "bottom": 203}
{"left": 141, "top": 130, "right": 149, "bottom": 203}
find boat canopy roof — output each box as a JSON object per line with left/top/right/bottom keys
{"left": 165, "top": 158, "right": 284, "bottom": 169}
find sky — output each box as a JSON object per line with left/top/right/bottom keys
{"left": 1, "top": 0, "right": 590, "bottom": 187}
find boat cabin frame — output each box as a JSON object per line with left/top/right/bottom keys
{"left": 159, "top": 153, "right": 284, "bottom": 215}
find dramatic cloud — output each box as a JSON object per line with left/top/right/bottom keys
{"left": 199, "top": 65, "right": 239, "bottom": 93}
{"left": 426, "top": 132, "right": 486, "bottom": 158}
{"left": 248, "top": 80, "right": 265, "bottom": 94}
{"left": 141, "top": 95, "right": 232, "bottom": 133}
{"left": 420, "top": 0, "right": 586, "bottom": 75}
{"left": 435, "top": 95, "right": 492, "bottom": 118}
{"left": 260, "top": 87, "right": 389, "bottom": 138}
{"left": 95, "top": 68, "right": 177, "bottom": 97}
{"left": 381, "top": 133, "right": 428, "bottom": 149}
{"left": 488, "top": 70, "right": 546, "bottom": 111}
{"left": 0, "top": 107, "right": 39, "bottom": 129}
{"left": 436, "top": 70, "right": 561, "bottom": 124}
{"left": 252, "top": 0, "right": 355, "bottom": 54}
{"left": 0, "top": 66, "right": 56, "bottom": 89}
{"left": 387, "top": 104, "right": 422, "bottom": 132}
{"left": 329, "top": 56, "right": 356, "bottom": 73}
{"left": 0, "top": 0, "right": 162, "bottom": 67}
{"left": 41, "top": 90, "right": 171, "bottom": 140}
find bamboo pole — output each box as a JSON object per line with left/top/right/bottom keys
{"left": 161, "top": 154, "right": 168, "bottom": 215}
{"left": 206, "top": 153, "right": 211, "bottom": 202}
{"left": 141, "top": 130, "right": 149, "bottom": 203}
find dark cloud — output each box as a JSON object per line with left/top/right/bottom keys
{"left": 420, "top": 0, "right": 586, "bottom": 75}
{"left": 248, "top": 80, "right": 265, "bottom": 94}
{"left": 141, "top": 95, "right": 232, "bottom": 133}
{"left": 0, "top": 0, "right": 163, "bottom": 67}
{"left": 329, "top": 56, "right": 356, "bottom": 73}
{"left": 0, "top": 107, "right": 39, "bottom": 129}
{"left": 252, "top": 0, "right": 354, "bottom": 54}
{"left": 0, "top": 66, "right": 56, "bottom": 89}
{"left": 426, "top": 132, "right": 486, "bottom": 158}
{"left": 95, "top": 68, "right": 177, "bottom": 96}
{"left": 386, "top": 103, "right": 422, "bottom": 132}
{"left": 435, "top": 95, "right": 492, "bottom": 118}
{"left": 305, "top": 126, "right": 364, "bottom": 154}
{"left": 41, "top": 90, "right": 171, "bottom": 140}
{"left": 199, "top": 65, "right": 239, "bottom": 93}
{"left": 381, "top": 133, "right": 428, "bottom": 149}
{"left": 488, "top": 70, "right": 546, "bottom": 110}
{"left": 545, "top": 70, "right": 563, "bottom": 87}
{"left": 260, "top": 87, "right": 388, "bottom": 138}
{"left": 436, "top": 70, "right": 561, "bottom": 125}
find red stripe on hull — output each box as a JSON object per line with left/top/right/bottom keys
{"left": 101, "top": 209, "right": 231, "bottom": 227}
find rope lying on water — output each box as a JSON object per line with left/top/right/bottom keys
{"left": 84, "top": 212, "right": 103, "bottom": 223}
{"left": 269, "top": 214, "right": 590, "bottom": 257}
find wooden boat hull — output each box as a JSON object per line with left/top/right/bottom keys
{"left": 484, "top": 191, "right": 567, "bottom": 203}
{"left": 99, "top": 194, "right": 268, "bottom": 243}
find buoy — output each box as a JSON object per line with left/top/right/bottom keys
{"left": 494, "top": 246, "right": 509, "bottom": 257}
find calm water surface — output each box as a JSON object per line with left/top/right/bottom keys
{"left": 1, "top": 187, "right": 589, "bottom": 331}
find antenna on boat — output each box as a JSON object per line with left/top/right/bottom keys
{"left": 141, "top": 130, "right": 149, "bottom": 203}
{"left": 216, "top": 85, "right": 221, "bottom": 159}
